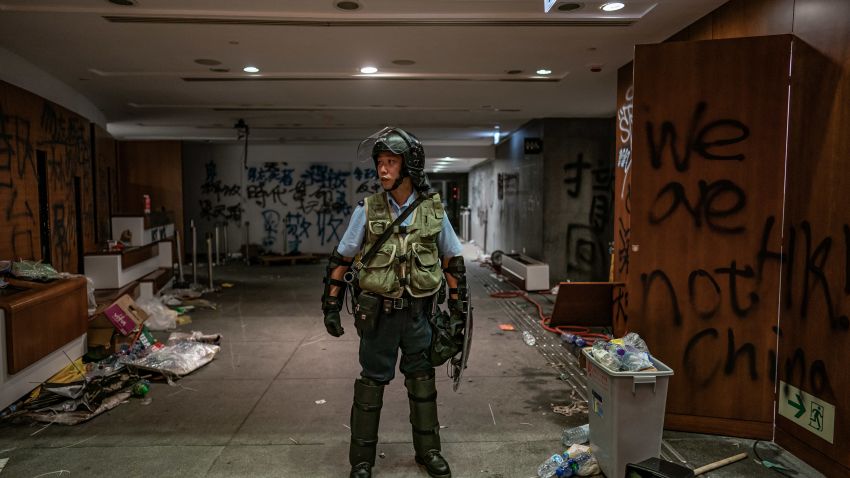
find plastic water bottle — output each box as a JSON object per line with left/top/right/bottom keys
{"left": 537, "top": 453, "right": 567, "bottom": 478}
{"left": 523, "top": 331, "right": 537, "bottom": 346}
{"left": 561, "top": 423, "right": 590, "bottom": 447}
{"left": 556, "top": 452, "right": 594, "bottom": 477}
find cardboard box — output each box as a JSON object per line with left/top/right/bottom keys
{"left": 87, "top": 328, "right": 114, "bottom": 348}
{"left": 103, "top": 295, "right": 148, "bottom": 335}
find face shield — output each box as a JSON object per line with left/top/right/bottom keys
{"left": 356, "top": 127, "right": 413, "bottom": 165}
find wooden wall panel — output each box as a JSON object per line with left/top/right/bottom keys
{"left": 612, "top": 62, "right": 633, "bottom": 336}
{"left": 93, "top": 125, "right": 117, "bottom": 245}
{"left": 774, "top": 0, "right": 850, "bottom": 472}
{"left": 0, "top": 80, "right": 95, "bottom": 273}
{"left": 117, "top": 141, "right": 183, "bottom": 242}
{"left": 629, "top": 36, "right": 792, "bottom": 438}
{"left": 667, "top": 0, "right": 793, "bottom": 42}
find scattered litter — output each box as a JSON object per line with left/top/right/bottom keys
{"left": 0, "top": 457, "right": 7, "bottom": 473}
{"left": 137, "top": 296, "right": 178, "bottom": 330}
{"left": 551, "top": 400, "right": 588, "bottom": 417}
{"left": 168, "top": 331, "right": 222, "bottom": 346}
{"left": 440, "top": 425, "right": 448, "bottom": 429}
{"left": 121, "top": 341, "right": 220, "bottom": 377}
{"left": 11, "top": 260, "right": 60, "bottom": 281}
{"left": 315, "top": 399, "right": 327, "bottom": 405}
{"left": 221, "top": 282, "right": 234, "bottom": 288}
{"left": 379, "top": 452, "right": 386, "bottom": 459}
{"left": 181, "top": 298, "right": 218, "bottom": 310}
{"left": 520, "top": 422, "right": 533, "bottom": 426}
{"left": 522, "top": 331, "right": 536, "bottom": 346}
{"left": 343, "top": 424, "right": 350, "bottom": 430}
{"left": 498, "top": 324, "right": 515, "bottom": 331}
{"left": 289, "top": 437, "right": 300, "bottom": 445}
{"left": 27, "top": 391, "right": 132, "bottom": 426}
{"left": 488, "top": 403, "right": 496, "bottom": 425}
{"left": 176, "top": 315, "right": 192, "bottom": 326}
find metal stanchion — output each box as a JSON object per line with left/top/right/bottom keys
{"left": 206, "top": 234, "right": 214, "bottom": 291}
{"left": 244, "top": 221, "right": 250, "bottom": 265}
{"left": 222, "top": 222, "right": 229, "bottom": 264}
{"left": 214, "top": 226, "right": 220, "bottom": 266}
{"left": 191, "top": 220, "right": 198, "bottom": 287}
{"left": 175, "top": 229, "right": 187, "bottom": 287}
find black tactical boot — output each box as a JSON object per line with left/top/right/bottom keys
{"left": 405, "top": 371, "right": 451, "bottom": 478}
{"left": 349, "top": 378, "right": 384, "bottom": 478}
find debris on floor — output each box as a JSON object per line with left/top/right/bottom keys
{"left": 498, "top": 324, "right": 515, "bottom": 331}
{"left": 537, "top": 444, "right": 599, "bottom": 478}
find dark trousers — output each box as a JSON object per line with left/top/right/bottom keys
{"left": 358, "top": 295, "right": 434, "bottom": 383}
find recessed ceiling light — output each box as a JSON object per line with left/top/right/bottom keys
{"left": 392, "top": 59, "right": 416, "bottom": 66}
{"left": 360, "top": 66, "right": 378, "bottom": 74}
{"left": 536, "top": 69, "right": 552, "bottom": 75}
{"left": 600, "top": 2, "right": 625, "bottom": 12}
{"left": 336, "top": 1, "right": 361, "bottom": 11}
{"left": 558, "top": 2, "right": 583, "bottom": 11}
{"left": 107, "top": 0, "right": 136, "bottom": 5}
{"left": 243, "top": 66, "right": 260, "bottom": 73}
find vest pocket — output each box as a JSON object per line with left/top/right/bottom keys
{"left": 358, "top": 244, "right": 399, "bottom": 295}
{"left": 411, "top": 242, "right": 441, "bottom": 291}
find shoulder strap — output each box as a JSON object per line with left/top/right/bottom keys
{"left": 352, "top": 192, "right": 432, "bottom": 273}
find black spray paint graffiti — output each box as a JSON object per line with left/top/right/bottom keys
{"left": 52, "top": 203, "right": 70, "bottom": 271}
{"left": 0, "top": 103, "right": 36, "bottom": 188}
{"left": 0, "top": 104, "right": 38, "bottom": 259}
{"left": 639, "top": 103, "right": 842, "bottom": 394}
{"left": 647, "top": 101, "right": 750, "bottom": 172}
{"left": 642, "top": 215, "right": 848, "bottom": 391}
{"left": 565, "top": 152, "right": 613, "bottom": 279}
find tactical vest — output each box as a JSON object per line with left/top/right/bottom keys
{"left": 357, "top": 191, "right": 445, "bottom": 298}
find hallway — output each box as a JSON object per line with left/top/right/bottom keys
{"left": 0, "top": 248, "right": 823, "bottom": 477}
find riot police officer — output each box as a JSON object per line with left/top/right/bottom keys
{"left": 321, "top": 127, "right": 469, "bottom": 478}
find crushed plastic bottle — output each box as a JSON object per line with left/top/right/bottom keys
{"left": 561, "top": 423, "right": 590, "bottom": 447}
{"left": 537, "top": 452, "right": 567, "bottom": 478}
{"left": 555, "top": 452, "right": 594, "bottom": 477}
{"left": 523, "top": 331, "right": 537, "bottom": 346}
{"left": 622, "top": 332, "right": 649, "bottom": 352}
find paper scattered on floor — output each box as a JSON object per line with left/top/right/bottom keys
{"left": 498, "top": 324, "right": 515, "bottom": 331}
{"left": 315, "top": 399, "right": 326, "bottom": 405}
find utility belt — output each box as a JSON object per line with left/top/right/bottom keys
{"left": 353, "top": 291, "right": 433, "bottom": 334}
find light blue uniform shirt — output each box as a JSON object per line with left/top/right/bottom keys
{"left": 336, "top": 191, "right": 463, "bottom": 258}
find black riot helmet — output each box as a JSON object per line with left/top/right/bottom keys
{"left": 358, "top": 126, "right": 431, "bottom": 192}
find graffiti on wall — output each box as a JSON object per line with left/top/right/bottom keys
{"left": 639, "top": 102, "right": 846, "bottom": 399}
{"left": 1, "top": 98, "right": 93, "bottom": 271}
{"left": 564, "top": 152, "right": 613, "bottom": 280}
{"left": 196, "top": 159, "right": 378, "bottom": 253}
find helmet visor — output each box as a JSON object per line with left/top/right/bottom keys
{"left": 357, "top": 126, "right": 412, "bottom": 164}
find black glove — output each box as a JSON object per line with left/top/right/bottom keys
{"left": 323, "top": 302, "right": 344, "bottom": 337}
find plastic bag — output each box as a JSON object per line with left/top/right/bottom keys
{"left": 565, "top": 445, "right": 600, "bottom": 476}
{"left": 122, "top": 341, "right": 219, "bottom": 376}
{"left": 136, "top": 297, "right": 178, "bottom": 330}
{"left": 12, "top": 260, "right": 60, "bottom": 281}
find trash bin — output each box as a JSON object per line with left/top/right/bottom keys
{"left": 582, "top": 348, "right": 674, "bottom": 478}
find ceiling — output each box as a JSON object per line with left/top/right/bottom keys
{"left": 0, "top": 0, "right": 726, "bottom": 168}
